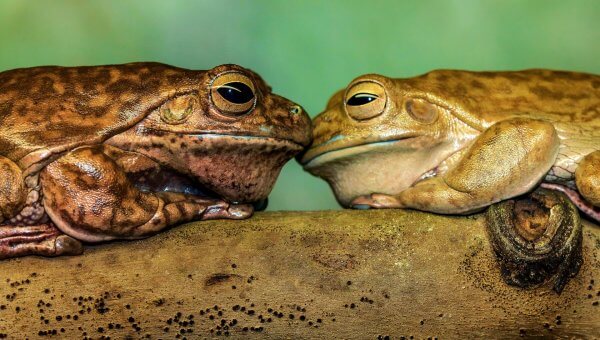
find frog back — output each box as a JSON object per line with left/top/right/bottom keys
{"left": 0, "top": 62, "right": 200, "bottom": 164}
{"left": 404, "top": 69, "right": 599, "bottom": 185}
{"left": 403, "top": 69, "right": 600, "bottom": 131}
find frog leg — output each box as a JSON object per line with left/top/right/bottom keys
{"left": 352, "top": 118, "right": 560, "bottom": 214}
{"left": 575, "top": 150, "right": 600, "bottom": 207}
{"left": 0, "top": 156, "right": 83, "bottom": 259}
{"left": 0, "top": 155, "right": 26, "bottom": 223}
{"left": 0, "top": 224, "right": 83, "bottom": 259}
{"left": 40, "top": 146, "right": 252, "bottom": 243}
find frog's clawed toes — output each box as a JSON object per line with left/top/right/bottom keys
{"left": 227, "top": 204, "right": 254, "bottom": 219}
{"left": 485, "top": 188, "right": 583, "bottom": 293}
{"left": 202, "top": 202, "right": 254, "bottom": 220}
{"left": 351, "top": 194, "right": 402, "bottom": 209}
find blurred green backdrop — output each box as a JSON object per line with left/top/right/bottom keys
{"left": 0, "top": 0, "right": 598, "bottom": 211}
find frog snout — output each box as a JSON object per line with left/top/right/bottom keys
{"left": 267, "top": 94, "right": 312, "bottom": 147}
{"left": 289, "top": 103, "right": 312, "bottom": 147}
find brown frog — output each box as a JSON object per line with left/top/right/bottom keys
{"left": 0, "top": 62, "right": 311, "bottom": 259}
{"left": 300, "top": 69, "right": 599, "bottom": 223}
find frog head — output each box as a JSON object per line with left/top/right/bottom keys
{"left": 299, "top": 73, "right": 476, "bottom": 206}
{"left": 108, "top": 64, "right": 312, "bottom": 204}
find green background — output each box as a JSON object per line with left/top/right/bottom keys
{"left": 1, "top": 0, "right": 598, "bottom": 211}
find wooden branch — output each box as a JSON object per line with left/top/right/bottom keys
{"left": 0, "top": 210, "right": 598, "bottom": 338}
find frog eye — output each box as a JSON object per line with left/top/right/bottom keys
{"left": 345, "top": 81, "right": 386, "bottom": 120}
{"left": 216, "top": 82, "right": 254, "bottom": 104}
{"left": 210, "top": 72, "right": 256, "bottom": 116}
{"left": 405, "top": 98, "right": 439, "bottom": 124}
{"left": 347, "top": 93, "right": 379, "bottom": 106}
{"left": 160, "top": 94, "right": 198, "bottom": 124}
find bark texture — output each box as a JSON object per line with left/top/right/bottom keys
{"left": 0, "top": 210, "right": 598, "bottom": 339}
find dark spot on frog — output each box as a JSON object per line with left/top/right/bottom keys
{"left": 436, "top": 73, "right": 449, "bottom": 82}
{"left": 530, "top": 85, "right": 564, "bottom": 100}
{"left": 471, "top": 80, "right": 486, "bottom": 89}
{"left": 453, "top": 83, "right": 468, "bottom": 96}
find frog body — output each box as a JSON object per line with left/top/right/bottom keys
{"left": 301, "top": 69, "right": 599, "bottom": 221}
{"left": 0, "top": 62, "right": 311, "bottom": 258}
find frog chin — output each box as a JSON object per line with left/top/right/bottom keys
{"left": 302, "top": 138, "right": 453, "bottom": 207}
{"left": 106, "top": 128, "right": 304, "bottom": 203}
{"left": 177, "top": 133, "right": 304, "bottom": 203}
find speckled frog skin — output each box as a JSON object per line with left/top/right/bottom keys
{"left": 0, "top": 62, "right": 311, "bottom": 258}
{"left": 301, "top": 69, "right": 600, "bottom": 222}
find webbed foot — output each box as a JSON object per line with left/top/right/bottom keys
{"left": 485, "top": 188, "right": 582, "bottom": 293}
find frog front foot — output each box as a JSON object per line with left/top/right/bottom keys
{"left": 155, "top": 192, "right": 253, "bottom": 222}
{"left": 485, "top": 188, "right": 583, "bottom": 293}
{"left": 0, "top": 223, "right": 83, "bottom": 259}
{"left": 39, "top": 146, "right": 253, "bottom": 243}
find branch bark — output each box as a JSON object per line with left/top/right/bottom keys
{"left": 0, "top": 210, "right": 598, "bottom": 338}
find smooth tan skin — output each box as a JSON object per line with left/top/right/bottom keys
{"left": 301, "top": 69, "right": 600, "bottom": 221}
{"left": 0, "top": 62, "right": 311, "bottom": 258}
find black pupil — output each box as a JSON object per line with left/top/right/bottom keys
{"left": 347, "top": 93, "right": 377, "bottom": 106}
{"left": 217, "top": 82, "right": 254, "bottom": 104}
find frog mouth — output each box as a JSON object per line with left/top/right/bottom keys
{"left": 191, "top": 133, "right": 305, "bottom": 152}
{"left": 300, "top": 135, "right": 419, "bottom": 167}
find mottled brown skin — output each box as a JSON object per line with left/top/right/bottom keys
{"left": 301, "top": 69, "right": 600, "bottom": 222}
{"left": 0, "top": 62, "right": 311, "bottom": 258}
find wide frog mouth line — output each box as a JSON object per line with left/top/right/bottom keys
{"left": 190, "top": 133, "right": 305, "bottom": 151}
{"left": 300, "top": 135, "right": 420, "bottom": 166}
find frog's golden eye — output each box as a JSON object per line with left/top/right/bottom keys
{"left": 210, "top": 72, "right": 256, "bottom": 116}
{"left": 347, "top": 93, "right": 378, "bottom": 106}
{"left": 160, "top": 94, "right": 198, "bottom": 125}
{"left": 405, "top": 98, "right": 439, "bottom": 124}
{"left": 345, "top": 81, "right": 386, "bottom": 120}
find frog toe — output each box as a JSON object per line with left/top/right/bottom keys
{"left": 202, "top": 202, "right": 254, "bottom": 220}
{"left": 352, "top": 204, "right": 372, "bottom": 210}
{"left": 0, "top": 224, "right": 83, "bottom": 259}
{"left": 54, "top": 234, "right": 84, "bottom": 256}
{"left": 351, "top": 193, "right": 402, "bottom": 209}
{"left": 227, "top": 204, "right": 254, "bottom": 219}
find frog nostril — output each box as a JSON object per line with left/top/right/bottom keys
{"left": 289, "top": 105, "right": 302, "bottom": 115}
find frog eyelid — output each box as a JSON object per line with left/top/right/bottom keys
{"left": 351, "top": 93, "right": 378, "bottom": 99}
{"left": 212, "top": 84, "right": 243, "bottom": 92}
